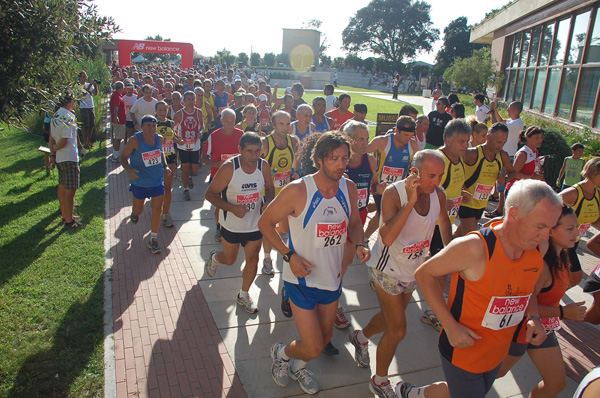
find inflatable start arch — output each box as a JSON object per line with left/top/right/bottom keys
{"left": 117, "top": 39, "right": 194, "bottom": 70}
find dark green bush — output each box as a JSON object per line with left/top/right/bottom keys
{"left": 539, "top": 128, "right": 571, "bottom": 187}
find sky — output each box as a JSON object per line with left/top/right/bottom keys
{"left": 94, "top": 0, "right": 509, "bottom": 65}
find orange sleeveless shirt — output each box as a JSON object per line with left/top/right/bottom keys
{"left": 439, "top": 222, "right": 543, "bottom": 373}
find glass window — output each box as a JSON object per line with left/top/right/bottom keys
{"left": 529, "top": 26, "right": 542, "bottom": 66}
{"left": 557, "top": 68, "right": 579, "bottom": 119}
{"left": 587, "top": 8, "right": 600, "bottom": 63}
{"left": 540, "top": 24, "right": 554, "bottom": 66}
{"left": 544, "top": 68, "right": 561, "bottom": 114}
{"left": 513, "top": 33, "right": 522, "bottom": 68}
{"left": 575, "top": 68, "right": 600, "bottom": 125}
{"left": 503, "top": 35, "right": 515, "bottom": 68}
{"left": 514, "top": 70, "right": 525, "bottom": 101}
{"left": 551, "top": 18, "right": 571, "bottom": 65}
{"left": 532, "top": 69, "right": 547, "bottom": 110}
{"left": 568, "top": 11, "right": 591, "bottom": 64}
{"left": 523, "top": 70, "right": 535, "bottom": 107}
{"left": 506, "top": 70, "right": 517, "bottom": 100}
{"left": 520, "top": 30, "right": 531, "bottom": 66}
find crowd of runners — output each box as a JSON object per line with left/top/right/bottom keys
{"left": 47, "top": 62, "right": 600, "bottom": 397}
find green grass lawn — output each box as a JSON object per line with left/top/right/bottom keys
{"left": 0, "top": 126, "right": 106, "bottom": 397}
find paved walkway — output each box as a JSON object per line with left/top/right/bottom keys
{"left": 105, "top": 157, "right": 600, "bottom": 398}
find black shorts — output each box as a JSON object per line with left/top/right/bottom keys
{"left": 126, "top": 121, "right": 135, "bottom": 129}
{"left": 430, "top": 225, "right": 444, "bottom": 256}
{"left": 568, "top": 241, "right": 583, "bottom": 273}
{"left": 80, "top": 108, "right": 95, "bottom": 128}
{"left": 373, "top": 193, "right": 382, "bottom": 214}
{"left": 44, "top": 122, "right": 50, "bottom": 142}
{"left": 220, "top": 227, "right": 262, "bottom": 247}
{"left": 508, "top": 330, "right": 560, "bottom": 357}
{"left": 165, "top": 153, "right": 177, "bottom": 165}
{"left": 584, "top": 271, "right": 600, "bottom": 294}
{"left": 57, "top": 161, "right": 80, "bottom": 190}
{"left": 458, "top": 205, "right": 484, "bottom": 220}
{"left": 178, "top": 148, "right": 200, "bottom": 164}
{"left": 440, "top": 353, "right": 501, "bottom": 398}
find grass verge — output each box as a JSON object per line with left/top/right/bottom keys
{"left": 0, "top": 126, "right": 106, "bottom": 397}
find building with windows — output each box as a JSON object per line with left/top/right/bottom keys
{"left": 471, "top": 0, "right": 600, "bottom": 129}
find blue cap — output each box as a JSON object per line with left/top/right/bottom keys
{"left": 141, "top": 115, "right": 157, "bottom": 124}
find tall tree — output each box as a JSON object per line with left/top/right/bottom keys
{"left": 0, "top": 0, "right": 118, "bottom": 123}
{"left": 443, "top": 48, "right": 503, "bottom": 93}
{"left": 264, "top": 53, "right": 276, "bottom": 67}
{"left": 342, "top": 0, "right": 439, "bottom": 66}
{"left": 434, "top": 17, "right": 485, "bottom": 75}
{"left": 238, "top": 52, "right": 249, "bottom": 66}
{"left": 250, "top": 52, "right": 261, "bottom": 67}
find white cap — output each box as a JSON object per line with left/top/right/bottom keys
{"left": 259, "top": 94, "right": 268, "bottom": 102}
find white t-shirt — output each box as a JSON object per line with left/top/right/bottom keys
{"left": 504, "top": 117, "right": 524, "bottom": 157}
{"left": 123, "top": 94, "right": 137, "bottom": 122}
{"left": 50, "top": 107, "right": 79, "bottom": 163}
{"left": 325, "top": 95, "right": 337, "bottom": 112}
{"left": 130, "top": 97, "right": 158, "bottom": 125}
{"left": 77, "top": 83, "right": 95, "bottom": 109}
{"left": 475, "top": 104, "right": 490, "bottom": 123}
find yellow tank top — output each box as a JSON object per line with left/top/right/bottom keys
{"left": 157, "top": 119, "right": 176, "bottom": 156}
{"left": 439, "top": 149, "right": 465, "bottom": 223}
{"left": 264, "top": 134, "right": 294, "bottom": 196}
{"left": 201, "top": 93, "right": 215, "bottom": 125}
{"left": 463, "top": 145, "right": 503, "bottom": 210}
{"left": 573, "top": 183, "right": 600, "bottom": 237}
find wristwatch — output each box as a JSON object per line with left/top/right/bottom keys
{"left": 283, "top": 250, "right": 295, "bottom": 262}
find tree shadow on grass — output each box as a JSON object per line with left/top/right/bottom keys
{"left": 9, "top": 274, "right": 104, "bottom": 398}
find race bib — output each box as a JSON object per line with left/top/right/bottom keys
{"left": 236, "top": 192, "right": 260, "bottom": 211}
{"left": 316, "top": 220, "right": 347, "bottom": 249}
{"left": 579, "top": 223, "right": 591, "bottom": 237}
{"left": 401, "top": 240, "right": 430, "bottom": 261}
{"left": 163, "top": 140, "right": 174, "bottom": 154}
{"left": 221, "top": 154, "right": 236, "bottom": 161}
{"left": 473, "top": 183, "right": 494, "bottom": 201}
{"left": 481, "top": 295, "right": 530, "bottom": 330}
{"left": 183, "top": 137, "right": 195, "bottom": 151}
{"left": 448, "top": 197, "right": 462, "bottom": 218}
{"left": 541, "top": 316, "right": 561, "bottom": 332}
{"left": 274, "top": 170, "right": 292, "bottom": 188}
{"left": 357, "top": 188, "right": 368, "bottom": 208}
{"left": 381, "top": 166, "right": 404, "bottom": 183}
{"left": 142, "top": 149, "right": 161, "bottom": 167}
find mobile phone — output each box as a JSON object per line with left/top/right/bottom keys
{"left": 412, "top": 168, "right": 420, "bottom": 178}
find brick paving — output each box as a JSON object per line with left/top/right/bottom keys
{"left": 106, "top": 161, "right": 246, "bottom": 398}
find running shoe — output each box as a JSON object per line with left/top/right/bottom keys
{"left": 334, "top": 306, "right": 350, "bottom": 329}
{"left": 162, "top": 214, "right": 174, "bottom": 227}
{"left": 262, "top": 256, "right": 274, "bottom": 275}
{"left": 270, "top": 342, "right": 290, "bottom": 387}
{"left": 147, "top": 237, "right": 161, "bottom": 254}
{"left": 183, "top": 190, "right": 191, "bottom": 201}
{"left": 205, "top": 248, "right": 219, "bottom": 277}
{"left": 288, "top": 361, "right": 319, "bottom": 395}
{"left": 349, "top": 330, "right": 370, "bottom": 368}
{"left": 280, "top": 286, "right": 293, "bottom": 318}
{"left": 322, "top": 341, "right": 339, "bottom": 356}
{"left": 237, "top": 293, "right": 258, "bottom": 314}
{"left": 111, "top": 156, "right": 120, "bottom": 164}
{"left": 396, "top": 381, "right": 417, "bottom": 398}
{"left": 420, "top": 309, "right": 442, "bottom": 331}
{"left": 369, "top": 377, "right": 397, "bottom": 398}
{"left": 130, "top": 213, "right": 139, "bottom": 224}
{"left": 484, "top": 209, "right": 503, "bottom": 218}
{"left": 64, "top": 220, "right": 86, "bottom": 229}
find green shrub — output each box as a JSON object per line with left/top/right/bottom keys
{"left": 539, "top": 129, "right": 571, "bottom": 187}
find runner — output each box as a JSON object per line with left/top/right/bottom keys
{"left": 365, "top": 116, "right": 419, "bottom": 239}
{"left": 123, "top": 82, "right": 137, "bottom": 141}
{"left": 349, "top": 150, "right": 451, "bottom": 398}
{"left": 397, "top": 179, "right": 560, "bottom": 398}
{"left": 311, "top": 96, "right": 333, "bottom": 133}
{"left": 110, "top": 81, "right": 127, "bottom": 163}
{"left": 155, "top": 101, "right": 181, "bottom": 228}
{"left": 259, "top": 132, "right": 370, "bottom": 395}
{"left": 120, "top": 115, "right": 171, "bottom": 254}
{"left": 236, "top": 104, "right": 261, "bottom": 134}
{"left": 455, "top": 123, "right": 514, "bottom": 237}
{"left": 260, "top": 111, "right": 300, "bottom": 275}
{"left": 173, "top": 91, "right": 204, "bottom": 201}
{"left": 291, "top": 104, "right": 316, "bottom": 142}
{"left": 204, "top": 133, "right": 275, "bottom": 313}
{"left": 326, "top": 93, "right": 353, "bottom": 130}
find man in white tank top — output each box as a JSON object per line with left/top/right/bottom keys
{"left": 204, "top": 133, "right": 275, "bottom": 313}
{"left": 349, "top": 150, "right": 452, "bottom": 398}
{"left": 259, "top": 132, "right": 370, "bottom": 395}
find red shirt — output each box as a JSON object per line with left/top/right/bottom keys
{"left": 110, "top": 91, "right": 126, "bottom": 125}
{"left": 202, "top": 127, "right": 244, "bottom": 177}
{"left": 330, "top": 108, "right": 354, "bottom": 130}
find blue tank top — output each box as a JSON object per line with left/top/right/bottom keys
{"left": 213, "top": 91, "right": 229, "bottom": 129}
{"left": 345, "top": 154, "right": 373, "bottom": 211}
{"left": 376, "top": 135, "right": 414, "bottom": 183}
{"left": 129, "top": 132, "right": 164, "bottom": 188}
{"left": 312, "top": 115, "right": 330, "bottom": 133}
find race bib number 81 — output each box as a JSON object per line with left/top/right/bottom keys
{"left": 316, "top": 220, "right": 347, "bottom": 249}
{"left": 481, "top": 295, "right": 530, "bottom": 330}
